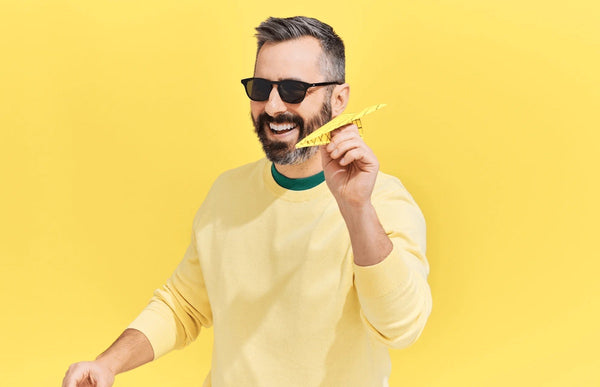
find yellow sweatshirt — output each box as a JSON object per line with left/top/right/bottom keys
{"left": 128, "top": 158, "right": 432, "bottom": 386}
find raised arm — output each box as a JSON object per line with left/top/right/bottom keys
{"left": 322, "top": 124, "right": 432, "bottom": 349}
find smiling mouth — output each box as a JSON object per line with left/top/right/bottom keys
{"left": 268, "top": 122, "right": 298, "bottom": 135}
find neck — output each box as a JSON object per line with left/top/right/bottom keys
{"left": 274, "top": 152, "right": 322, "bottom": 178}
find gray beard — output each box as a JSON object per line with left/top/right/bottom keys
{"left": 252, "top": 99, "right": 332, "bottom": 165}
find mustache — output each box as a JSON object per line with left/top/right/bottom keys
{"left": 256, "top": 112, "right": 304, "bottom": 128}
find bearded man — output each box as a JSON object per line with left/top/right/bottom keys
{"left": 63, "top": 16, "right": 432, "bottom": 387}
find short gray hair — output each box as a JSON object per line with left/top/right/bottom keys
{"left": 254, "top": 16, "right": 345, "bottom": 83}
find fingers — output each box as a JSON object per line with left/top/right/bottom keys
{"left": 63, "top": 364, "right": 89, "bottom": 387}
{"left": 63, "top": 362, "right": 114, "bottom": 387}
{"left": 327, "top": 124, "right": 360, "bottom": 151}
{"left": 325, "top": 123, "right": 375, "bottom": 167}
{"left": 329, "top": 139, "right": 362, "bottom": 164}
{"left": 63, "top": 364, "right": 80, "bottom": 387}
{"left": 326, "top": 124, "right": 362, "bottom": 157}
{"left": 80, "top": 375, "right": 96, "bottom": 387}
{"left": 339, "top": 147, "right": 369, "bottom": 166}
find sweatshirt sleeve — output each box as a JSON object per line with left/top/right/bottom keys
{"left": 127, "top": 226, "right": 213, "bottom": 359}
{"left": 352, "top": 177, "right": 432, "bottom": 350}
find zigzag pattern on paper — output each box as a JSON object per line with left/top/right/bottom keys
{"left": 295, "top": 104, "right": 385, "bottom": 148}
{"left": 296, "top": 119, "right": 364, "bottom": 147}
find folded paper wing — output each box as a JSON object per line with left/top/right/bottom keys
{"left": 295, "top": 103, "right": 386, "bottom": 148}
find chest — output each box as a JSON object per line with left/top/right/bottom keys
{"left": 196, "top": 199, "right": 354, "bottom": 317}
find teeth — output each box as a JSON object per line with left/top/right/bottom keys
{"left": 269, "top": 122, "right": 297, "bottom": 132}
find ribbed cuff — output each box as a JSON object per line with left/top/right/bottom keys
{"left": 353, "top": 247, "right": 412, "bottom": 298}
{"left": 127, "top": 301, "right": 178, "bottom": 359}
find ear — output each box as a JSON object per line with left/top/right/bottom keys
{"left": 330, "top": 83, "right": 350, "bottom": 117}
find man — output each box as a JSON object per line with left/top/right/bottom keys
{"left": 63, "top": 16, "right": 432, "bottom": 387}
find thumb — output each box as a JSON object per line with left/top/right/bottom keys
{"left": 319, "top": 145, "right": 332, "bottom": 166}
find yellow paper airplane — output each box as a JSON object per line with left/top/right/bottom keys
{"left": 295, "top": 103, "right": 386, "bottom": 148}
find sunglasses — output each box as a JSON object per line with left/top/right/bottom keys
{"left": 241, "top": 77, "right": 343, "bottom": 104}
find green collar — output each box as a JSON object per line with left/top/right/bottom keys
{"left": 271, "top": 163, "right": 325, "bottom": 191}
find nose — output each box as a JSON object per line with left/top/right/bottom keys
{"left": 264, "top": 85, "right": 287, "bottom": 117}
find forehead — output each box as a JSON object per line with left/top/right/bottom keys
{"left": 254, "top": 36, "right": 324, "bottom": 81}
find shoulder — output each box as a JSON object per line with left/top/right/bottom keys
{"left": 372, "top": 170, "right": 426, "bottom": 231}
{"left": 192, "top": 158, "right": 267, "bottom": 226}
{"left": 372, "top": 170, "right": 419, "bottom": 207}
{"left": 210, "top": 158, "right": 267, "bottom": 191}
{"left": 215, "top": 158, "right": 266, "bottom": 183}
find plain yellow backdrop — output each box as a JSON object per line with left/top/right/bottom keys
{"left": 1, "top": 0, "right": 598, "bottom": 386}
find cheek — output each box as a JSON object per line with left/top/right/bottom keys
{"left": 295, "top": 105, "right": 316, "bottom": 120}
{"left": 250, "top": 102, "right": 264, "bottom": 120}
{"left": 298, "top": 94, "right": 325, "bottom": 115}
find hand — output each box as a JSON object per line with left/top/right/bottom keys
{"left": 321, "top": 123, "right": 379, "bottom": 207}
{"left": 62, "top": 361, "right": 115, "bottom": 387}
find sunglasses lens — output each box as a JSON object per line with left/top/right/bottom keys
{"left": 245, "top": 78, "right": 271, "bottom": 101}
{"left": 242, "top": 78, "right": 271, "bottom": 101}
{"left": 280, "top": 81, "right": 307, "bottom": 103}
{"left": 242, "top": 78, "right": 310, "bottom": 103}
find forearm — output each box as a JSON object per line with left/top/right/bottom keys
{"left": 345, "top": 196, "right": 432, "bottom": 349}
{"left": 95, "top": 328, "right": 154, "bottom": 375}
{"left": 338, "top": 201, "right": 393, "bottom": 266}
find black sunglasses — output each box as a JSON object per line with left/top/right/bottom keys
{"left": 241, "top": 77, "right": 343, "bottom": 104}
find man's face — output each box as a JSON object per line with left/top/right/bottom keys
{"left": 251, "top": 37, "right": 333, "bottom": 165}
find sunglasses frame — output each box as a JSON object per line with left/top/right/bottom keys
{"left": 241, "top": 77, "right": 343, "bottom": 104}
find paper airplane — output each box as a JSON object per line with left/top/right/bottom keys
{"left": 295, "top": 104, "right": 386, "bottom": 148}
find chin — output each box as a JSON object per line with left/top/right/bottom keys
{"left": 263, "top": 143, "right": 318, "bottom": 165}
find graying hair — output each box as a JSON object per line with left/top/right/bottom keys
{"left": 254, "top": 16, "right": 345, "bottom": 83}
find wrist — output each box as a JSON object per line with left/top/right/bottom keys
{"left": 337, "top": 200, "right": 375, "bottom": 223}
{"left": 95, "top": 354, "right": 120, "bottom": 376}
{"left": 337, "top": 201, "right": 393, "bottom": 266}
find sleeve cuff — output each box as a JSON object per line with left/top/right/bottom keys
{"left": 353, "top": 246, "right": 412, "bottom": 299}
{"left": 126, "top": 300, "right": 179, "bottom": 359}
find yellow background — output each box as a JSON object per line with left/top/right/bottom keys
{"left": 1, "top": 0, "right": 598, "bottom": 386}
